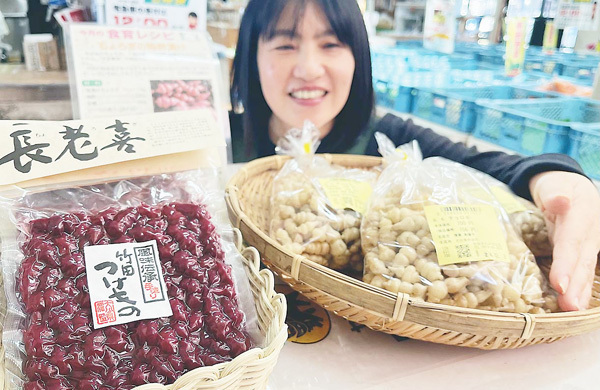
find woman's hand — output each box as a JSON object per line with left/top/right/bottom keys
{"left": 530, "top": 171, "right": 600, "bottom": 311}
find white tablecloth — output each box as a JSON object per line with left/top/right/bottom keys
{"left": 268, "top": 313, "right": 600, "bottom": 390}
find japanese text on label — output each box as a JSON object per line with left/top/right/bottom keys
{"left": 424, "top": 204, "right": 511, "bottom": 266}
{"left": 317, "top": 178, "right": 373, "bottom": 215}
{"left": 84, "top": 240, "right": 172, "bottom": 328}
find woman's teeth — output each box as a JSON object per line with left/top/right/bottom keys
{"left": 290, "top": 90, "right": 326, "bottom": 99}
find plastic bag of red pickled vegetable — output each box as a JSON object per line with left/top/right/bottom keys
{"left": 0, "top": 170, "right": 262, "bottom": 390}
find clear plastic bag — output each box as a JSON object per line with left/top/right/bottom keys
{"left": 0, "top": 169, "right": 262, "bottom": 389}
{"left": 269, "top": 121, "right": 377, "bottom": 273}
{"left": 468, "top": 170, "right": 552, "bottom": 258}
{"left": 360, "top": 133, "right": 557, "bottom": 314}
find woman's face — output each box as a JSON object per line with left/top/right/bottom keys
{"left": 257, "top": 2, "right": 356, "bottom": 140}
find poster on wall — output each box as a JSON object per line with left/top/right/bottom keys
{"left": 505, "top": 17, "right": 528, "bottom": 76}
{"left": 64, "top": 24, "right": 230, "bottom": 162}
{"left": 543, "top": 21, "right": 559, "bottom": 52}
{"left": 555, "top": 0, "right": 599, "bottom": 31}
{"left": 423, "top": 0, "right": 457, "bottom": 54}
{"left": 105, "top": 0, "right": 207, "bottom": 31}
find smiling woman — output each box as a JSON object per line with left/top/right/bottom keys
{"left": 230, "top": 0, "right": 373, "bottom": 160}
{"left": 257, "top": 2, "right": 356, "bottom": 141}
{"left": 229, "top": 0, "right": 600, "bottom": 313}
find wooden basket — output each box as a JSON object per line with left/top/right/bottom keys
{"left": 0, "top": 231, "right": 287, "bottom": 390}
{"left": 225, "top": 154, "right": 600, "bottom": 350}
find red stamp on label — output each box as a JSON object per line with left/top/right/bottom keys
{"left": 94, "top": 300, "right": 116, "bottom": 325}
{"left": 144, "top": 282, "right": 160, "bottom": 300}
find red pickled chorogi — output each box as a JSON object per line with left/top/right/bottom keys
{"left": 18, "top": 202, "right": 251, "bottom": 389}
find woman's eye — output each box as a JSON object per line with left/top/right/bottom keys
{"left": 275, "top": 44, "right": 295, "bottom": 51}
{"left": 323, "top": 42, "right": 342, "bottom": 49}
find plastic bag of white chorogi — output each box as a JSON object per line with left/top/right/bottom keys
{"left": 467, "top": 170, "right": 552, "bottom": 258}
{"left": 269, "top": 121, "right": 376, "bottom": 273}
{"left": 360, "top": 133, "right": 558, "bottom": 313}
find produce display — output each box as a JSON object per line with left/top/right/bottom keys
{"left": 269, "top": 123, "right": 376, "bottom": 273}
{"left": 359, "top": 136, "right": 558, "bottom": 314}
{"left": 271, "top": 171, "right": 363, "bottom": 272}
{"left": 467, "top": 168, "right": 553, "bottom": 259}
{"left": 538, "top": 79, "right": 592, "bottom": 97}
{"left": 505, "top": 197, "right": 552, "bottom": 259}
{"left": 18, "top": 202, "right": 251, "bottom": 389}
{"left": 151, "top": 80, "right": 214, "bottom": 111}
{"left": 361, "top": 192, "right": 557, "bottom": 313}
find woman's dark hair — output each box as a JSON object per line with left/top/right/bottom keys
{"left": 231, "top": 0, "right": 374, "bottom": 157}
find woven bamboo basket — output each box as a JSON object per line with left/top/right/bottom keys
{"left": 225, "top": 154, "right": 600, "bottom": 350}
{"left": 0, "top": 231, "right": 287, "bottom": 390}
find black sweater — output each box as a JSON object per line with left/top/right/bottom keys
{"left": 230, "top": 112, "right": 585, "bottom": 200}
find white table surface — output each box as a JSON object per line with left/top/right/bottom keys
{"left": 267, "top": 313, "right": 600, "bottom": 390}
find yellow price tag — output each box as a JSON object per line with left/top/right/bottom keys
{"left": 318, "top": 178, "right": 372, "bottom": 215}
{"left": 303, "top": 142, "right": 312, "bottom": 155}
{"left": 424, "top": 204, "right": 510, "bottom": 266}
{"left": 490, "top": 186, "right": 527, "bottom": 214}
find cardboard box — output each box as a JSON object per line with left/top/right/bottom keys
{"left": 23, "top": 34, "right": 60, "bottom": 71}
{"left": 207, "top": 22, "right": 239, "bottom": 48}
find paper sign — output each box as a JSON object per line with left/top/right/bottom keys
{"left": 106, "top": 0, "right": 207, "bottom": 31}
{"left": 0, "top": 110, "right": 224, "bottom": 186}
{"left": 505, "top": 17, "right": 528, "bottom": 76}
{"left": 84, "top": 240, "right": 172, "bottom": 329}
{"left": 423, "top": 0, "right": 457, "bottom": 54}
{"left": 555, "top": 0, "right": 599, "bottom": 31}
{"left": 543, "top": 21, "right": 559, "bottom": 52}
{"left": 66, "top": 24, "right": 217, "bottom": 118}
{"left": 318, "top": 178, "right": 373, "bottom": 215}
{"left": 65, "top": 24, "right": 231, "bottom": 162}
{"left": 424, "top": 204, "right": 511, "bottom": 266}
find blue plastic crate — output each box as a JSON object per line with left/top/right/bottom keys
{"left": 395, "top": 40, "right": 424, "bottom": 49}
{"left": 412, "top": 86, "right": 557, "bottom": 134}
{"left": 568, "top": 124, "right": 600, "bottom": 180}
{"left": 478, "top": 51, "right": 505, "bottom": 65}
{"left": 560, "top": 58, "right": 599, "bottom": 84}
{"left": 473, "top": 98, "right": 600, "bottom": 155}
{"left": 383, "top": 71, "right": 472, "bottom": 113}
{"left": 453, "top": 41, "right": 481, "bottom": 55}
{"left": 373, "top": 79, "right": 392, "bottom": 108}
{"left": 524, "top": 53, "right": 563, "bottom": 75}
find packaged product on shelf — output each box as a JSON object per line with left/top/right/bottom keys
{"left": 538, "top": 78, "right": 592, "bottom": 97}
{"left": 0, "top": 170, "right": 261, "bottom": 389}
{"left": 269, "top": 121, "right": 377, "bottom": 272}
{"left": 360, "top": 133, "right": 558, "bottom": 314}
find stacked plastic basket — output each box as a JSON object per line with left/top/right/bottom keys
{"left": 371, "top": 42, "right": 600, "bottom": 181}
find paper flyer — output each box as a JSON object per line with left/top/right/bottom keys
{"left": 555, "top": 0, "right": 599, "bottom": 31}
{"left": 423, "top": 0, "right": 457, "bottom": 54}
{"left": 105, "top": 0, "right": 207, "bottom": 31}
{"left": 505, "top": 17, "right": 528, "bottom": 76}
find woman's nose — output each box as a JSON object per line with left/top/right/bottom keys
{"left": 292, "top": 46, "right": 325, "bottom": 81}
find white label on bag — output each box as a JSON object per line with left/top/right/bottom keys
{"left": 84, "top": 240, "right": 172, "bottom": 329}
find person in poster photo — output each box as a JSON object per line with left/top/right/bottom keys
{"left": 188, "top": 12, "right": 198, "bottom": 29}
